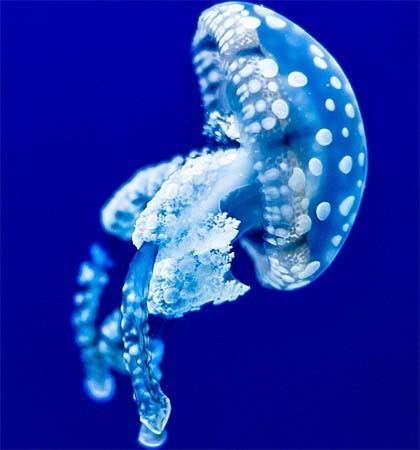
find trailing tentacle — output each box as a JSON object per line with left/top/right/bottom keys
{"left": 121, "top": 243, "right": 171, "bottom": 439}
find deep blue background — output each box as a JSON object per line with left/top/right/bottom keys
{"left": 1, "top": 1, "right": 419, "bottom": 449}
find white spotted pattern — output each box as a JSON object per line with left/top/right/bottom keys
{"left": 261, "top": 117, "right": 276, "bottom": 130}
{"left": 316, "top": 202, "right": 331, "bottom": 221}
{"left": 258, "top": 59, "right": 278, "bottom": 78}
{"left": 310, "top": 45, "right": 324, "bottom": 57}
{"left": 288, "top": 71, "right": 308, "bottom": 87}
{"left": 298, "top": 261, "right": 321, "bottom": 279}
{"left": 249, "top": 79, "right": 262, "bottom": 93}
{"left": 267, "top": 81, "right": 278, "bottom": 92}
{"left": 248, "top": 122, "right": 261, "bottom": 133}
{"left": 271, "top": 99, "right": 289, "bottom": 119}
{"left": 330, "top": 76, "right": 342, "bottom": 89}
{"left": 358, "top": 152, "right": 365, "bottom": 166}
{"left": 308, "top": 157, "right": 323, "bottom": 176}
{"left": 338, "top": 155, "right": 353, "bottom": 174}
{"left": 313, "top": 56, "right": 327, "bottom": 69}
{"left": 255, "top": 99, "right": 266, "bottom": 112}
{"left": 253, "top": 5, "right": 271, "bottom": 16}
{"left": 339, "top": 196, "right": 355, "bottom": 216}
{"left": 345, "top": 103, "right": 355, "bottom": 118}
{"left": 227, "top": 4, "right": 244, "bottom": 12}
{"left": 342, "top": 127, "right": 349, "bottom": 138}
{"left": 240, "top": 16, "right": 261, "bottom": 29}
{"left": 331, "top": 235, "right": 342, "bottom": 247}
{"left": 266, "top": 15, "right": 287, "bottom": 29}
{"left": 315, "top": 128, "right": 333, "bottom": 146}
{"left": 325, "top": 98, "right": 335, "bottom": 111}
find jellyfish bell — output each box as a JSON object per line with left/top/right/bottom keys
{"left": 73, "top": 2, "right": 367, "bottom": 447}
{"left": 192, "top": 1, "right": 367, "bottom": 290}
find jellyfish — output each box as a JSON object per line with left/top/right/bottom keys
{"left": 72, "top": 2, "right": 367, "bottom": 447}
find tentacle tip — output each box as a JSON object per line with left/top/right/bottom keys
{"left": 83, "top": 375, "right": 116, "bottom": 402}
{"left": 141, "top": 396, "right": 172, "bottom": 435}
{"left": 138, "top": 425, "right": 168, "bottom": 449}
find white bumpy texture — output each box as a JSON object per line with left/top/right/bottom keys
{"left": 101, "top": 156, "right": 184, "bottom": 240}
{"left": 132, "top": 148, "right": 252, "bottom": 318}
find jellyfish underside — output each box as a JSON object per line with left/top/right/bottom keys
{"left": 102, "top": 141, "right": 313, "bottom": 441}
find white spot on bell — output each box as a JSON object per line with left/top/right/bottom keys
{"left": 339, "top": 196, "right": 355, "bottom": 216}
{"left": 248, "top": 121, "right": 261, "bottom": 134}
{"left": 345, "top": 103, "right": 355, "bottom": 118}
{"left": 325, "top": 98, "right": 335, "bottom": 111}
{"left": 249, "top": 79, "right": 262, "bottom": 93}
{"left": 240, "top": 16, "right": 261, "bottom": 29}
{"left": 261, "top": 117, "right": 276, "bottom": 130}
{"left": 271, "top": 98, "right": 289, "bottom": 119}
{"left": 243, "top": 104, "right": 255, "bottom": 120}
{"left": 315, "top": 128, "right": 333, "bottom": 146}
{"left": 316, "top": 202, "right": 331, "bottom": 221}
{"left": 331, "top": 235, "right": 342, "bottom": 247}
{"left": 239, "top": 64, "right": 254, "bottom": 78}
{"left": 288, "top": 71, "right": 308, "bottom": 87}
{"left": 342, "top": 127, "right": 349, "bottom": 138}
{"left": 358, "top": 152, "right": 365, "bottom": 166}
{"left": 308, "top": 157, "right": 323, "bottom": 176}
{"left": 313, "top": 56, "right": 327, "bottom": 69}
{"left": 298, "top": 261, "right": 321, "bottom": 279}
{"left": 227, "top": 3, "right": 244, "bottom": 12}
{"left": 255, "top": 99, "right": 266, "bottom": 112}
{"left": 266, "top": 15, "right": 287, "bottom": 29}
{"left": 310, "top": 44, "right": 324, "bottom": 57}
{"left": 330, "top": 76, "right": 342, "bottom": 89}
{"left": 258, "top": 58, "right": 278, "bottom": 78}
{"left": 253, "top": 5, "right": 271, "bottom": 16}
{"left": 338, "top": 155, "right": 353, "bottom": 174}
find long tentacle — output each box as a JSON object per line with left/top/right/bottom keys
{"left": 98, "top": 308, "right": 167, "bottom": 379}
{"left": 121, "top": 243, "right": 171, "bottom": 443}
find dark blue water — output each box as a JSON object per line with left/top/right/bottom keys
{"left": 1, "top": 1, "right": 418, "bottom": 448}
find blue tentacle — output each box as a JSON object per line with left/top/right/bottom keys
{"left": 121, "top": 242, "right": 171, "bottom": 441}
{"left": 73, "top": 244, "right": 116, "bottom": 402}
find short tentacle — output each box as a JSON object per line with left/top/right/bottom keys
{"left": 73, "top": 244, "right": 116, "bottom": 401}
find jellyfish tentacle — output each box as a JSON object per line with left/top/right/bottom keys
{"left": 73, "top": 243, "right": 116, "bottom": 401}
{"left": 97, "top": 309, "right": 126, "bottom": 373}
{"left": 121, "top": 242, "right": 171, "bottom": 436}
{"left": 101, "top": 156, "right": 184, "bottom": 240}
{"left": 97, "top": 308, "right": 167, "bottom": 377}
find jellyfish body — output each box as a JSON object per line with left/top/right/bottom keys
{"left": 73, "top": 2, "right": 367, "bottom": 447}
{"left": 192, "top": 1, "right": 367, "bottom": 289}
